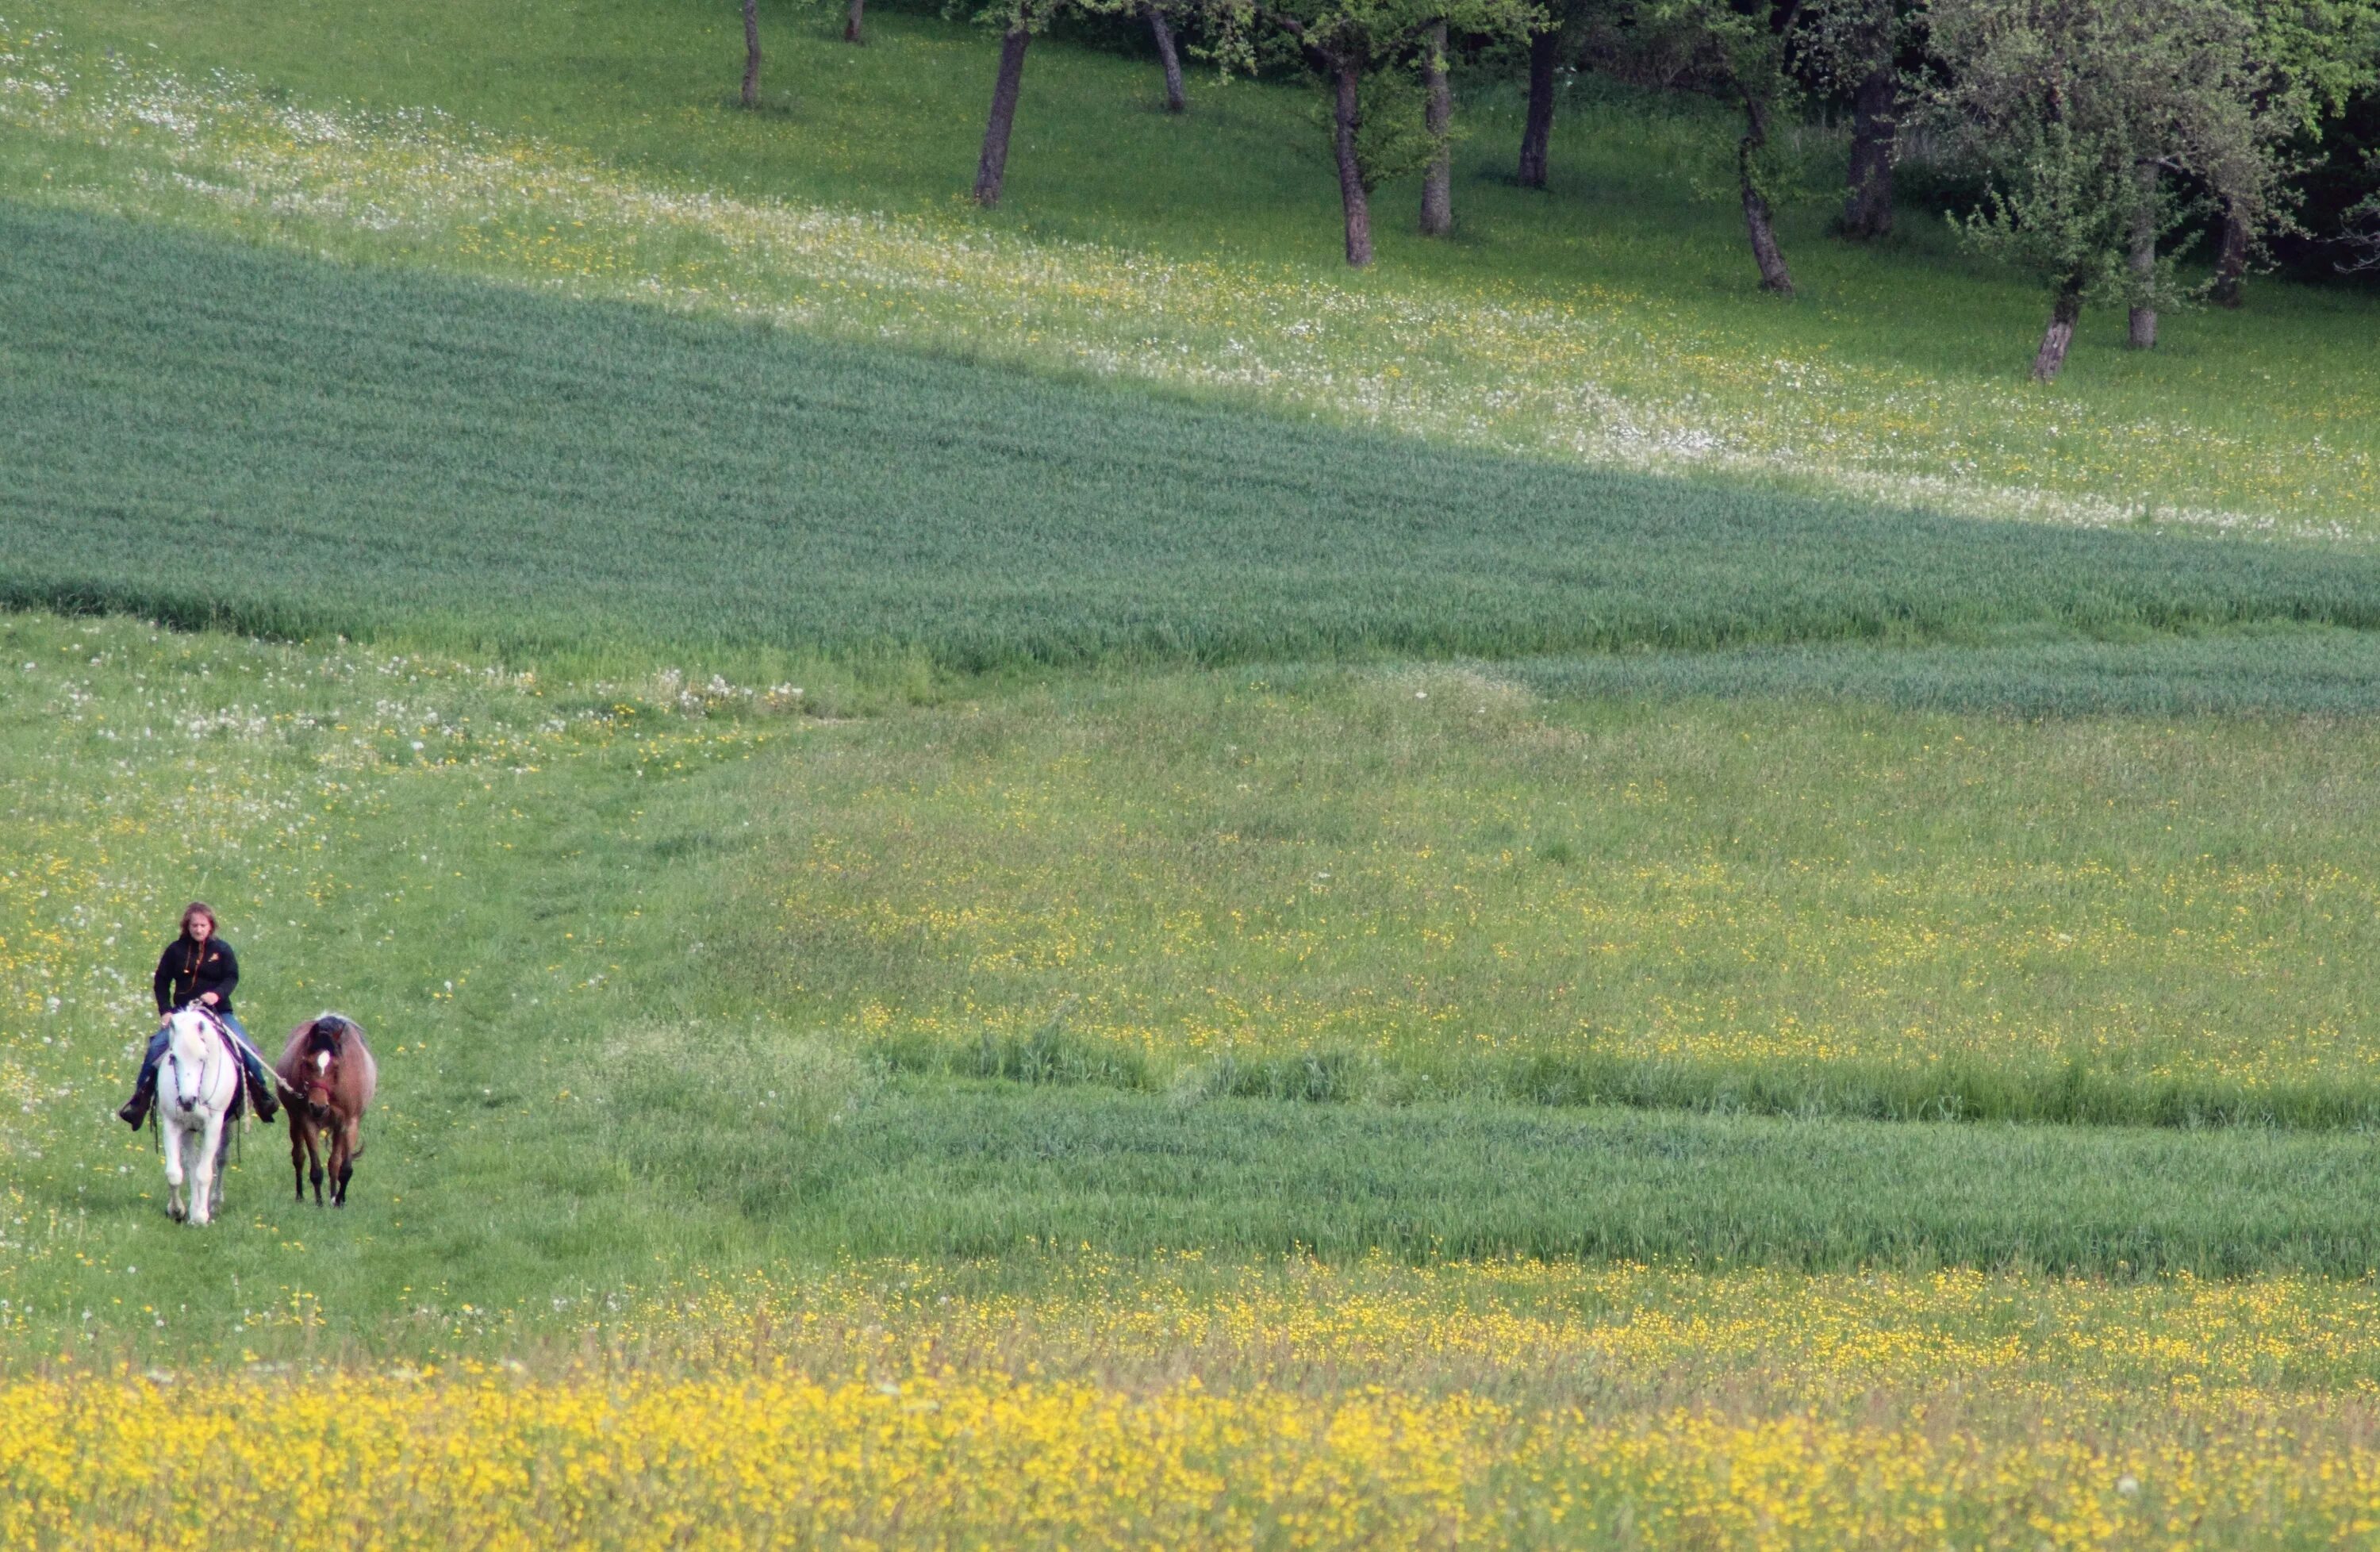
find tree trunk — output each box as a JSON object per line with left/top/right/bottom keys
{"left": 1330, "top": 56, "right": 1373, "bottom": 267}
{"left": 1741, "top": 185, "right": 1793, "bottom": 295}
{"left": 2212, "top": 201, "right": 2249, "bottom": 308}
{"left": 740, "top": 0, "right": 762, "bottom": 108}
{"left": 1518, "top": 28, "right": 1557, "bottom": 189}
{"left": 974, "top": 27, "right": 1032, "bottom": 207}
{"left": 1738, "top": 100, "right": 1792, "bottom": 295}
{"left": 844, "top": 0, "right": 865, "bottom": 44}
{"left": 1841, "top": 63, "right": 1896, "bottom": 239}
{"left": 1419, "top": 21, "right": 1452, "bottom": 236}
{"left": 2032, "top": 279, "right": 2083, "bottom": 382}
{"left": 2127, "top": 166, "right": 2156, "bottom": 349}
{"left": 1148, "top": 5, "right": 1187, "bottom": 113}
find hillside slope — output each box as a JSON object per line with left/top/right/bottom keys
{"left": 5, "top": 5, "right": 2377, "bottom": 532}
{"left": 10, "top": 207, "right": 2380, "bottom": 679}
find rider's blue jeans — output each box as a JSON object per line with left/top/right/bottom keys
{"left": 139, "top": 1012, "right": 273, "bottom": 1094}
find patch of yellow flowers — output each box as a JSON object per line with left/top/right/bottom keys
{"left": 14, "top": 1258, "right": 2380, "bottom": 1548}
{"left": 622, "top": 1255, "right": 2380, "bottom": 1405}
{"left": 8, "top": 1361, "right": 2380, "bottom": 1548}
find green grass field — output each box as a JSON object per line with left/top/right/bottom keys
{"left": 6, "top": 0, "right": 2380, "bottom": 536}
{"left": 13, "top": 207, "right": 2380, "bottom": 683}
{"left": 10, "top": 0, "right": 2380, "bottom": 1541}
{"left": 735, "top": 665, "right": 2380, "bottom": 1128}
{"left": 12, "top": 610, "right": 2380, "bottom": 1380}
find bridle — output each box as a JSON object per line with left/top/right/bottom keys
{"left": 167, "top": 1035, "right": 214, "bottom": 1113}
{"left": 165, "top": 1010, "right": 223, "bottom": 1114}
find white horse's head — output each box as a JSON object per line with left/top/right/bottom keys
{"left": 163, "top": 1007, "right": 226, "bottom": 1117}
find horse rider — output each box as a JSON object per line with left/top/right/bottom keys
{"left": 118, "top": 901, "right": 280, "bottom": 1128}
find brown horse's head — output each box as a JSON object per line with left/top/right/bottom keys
{"left": 296, "top": 1016, "right": 351, "bottom": 1125}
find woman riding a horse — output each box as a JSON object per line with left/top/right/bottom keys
{"left": 119, "top": 901, "right": 279, "bottom": 1128}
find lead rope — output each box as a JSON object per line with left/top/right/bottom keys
{"left": 149, "top": 1035, "right": 163, "bottom": 1154}
{"left": 212, "top": 1016, "right": 248, "bottom": 1181}
{"left": 225, "top": 1096, "right": 239, "bottom": 1216}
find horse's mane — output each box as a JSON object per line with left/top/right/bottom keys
{"left": 171, "top": 1004, "right": 228, "bottom": 1043}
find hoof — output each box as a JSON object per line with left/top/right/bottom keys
{"left": 167, "top": 1202, "right": 186, "bottom": 1223}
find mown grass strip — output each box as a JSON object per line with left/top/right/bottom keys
{"left": 10, "top": 206, "right": 2380, "bottom": 677}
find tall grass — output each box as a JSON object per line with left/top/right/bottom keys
{"left": 777, "top": 1081, "right": 2380, "bottom": 1276}
{"left": 10, "top": 208, "right": 2380, "bottom": 679}
{"left": 721, "top": 666, "right": 2380, "bottom": 1128}
{"left": 1511, "top": 627, "right": 2380, "bottom": 716}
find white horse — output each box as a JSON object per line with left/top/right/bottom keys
{"left": 158, "top": 1007, "right": 241, "bottom": 1225}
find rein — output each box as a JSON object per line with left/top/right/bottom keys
{"left": 192, "top": 1006, "right": 274, "bottom": 1075}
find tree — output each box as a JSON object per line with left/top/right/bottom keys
{"left": 2344, "top": 183, "right": 2380, "bottom": 270}
{"left": 1420, "top": 21, "right": 1456, "bottom": 231}
{"left": 743, "top": 0, "right": 765, "bottom": 107}
{"left": 1925, "top": 0, "right": 2294, "bottom": 378}
{"left": 1655, "top": 0, "right": 1811, "bottom": 294}
{"left": 1150, "top": 2, "right": 1192, "bottom": 109}
{"left": 1267, "top": 0, "right": 1536, "bottom": 262}
{"left": 1517, "top": 17, "right": 1564, "bottom": 185}
{"left": 1513, "top": 0, "right": 1608, "bottom": 189}
{"left": 1265, "top": 11, "right": 1392, "bottom": 263}
{"left": 970, "top": 0, "right": 1237, "bottom": 205}
{"left": 972, "top": 0, "right": 1049, "bottom": 205}
{"left": 2210, "top": 0, "right": 2380, "bottom": 305}
{"left": 1800, "top": 0, "right": 1923, "bottom": 238}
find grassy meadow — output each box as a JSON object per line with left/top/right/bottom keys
{"left": 10, "top": 616, "right": 2380, "bottom": 1542}
{"left": 738, "top": 667, "right": 2380, "bottom": 1127}
{"left": 10, "top": 0, "right": 2380, "bottom": 1542}
{"left": 15, "top": 612, "right": 2380, "bottom": 1546}
{"left": 5, "top": 2, "right": 2380, "bottom": 535}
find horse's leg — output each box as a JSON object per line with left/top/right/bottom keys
{"left": 163, "top": 1121, "right": 186, "bottom": 1222}
{"left": 190, "top": 1112, "right": 222, "bottom": 1226}
{"left": 289, "top": 1112, "right": 308, "bottom": 1202}
{"left": 211, "top": 1115, "right": 235, "bottom": 1222}
{"left": 330, "top": 1119, "right": 355, "bottom": 1207}
{"left": 305, "top": 1118, "right": 325, "bottom": 1206}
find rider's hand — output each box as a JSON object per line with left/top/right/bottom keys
{"left": 199, "top": 992, "right": 218, "bottom": 1006}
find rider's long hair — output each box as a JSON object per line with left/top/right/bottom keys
{"left": 178, "top": 901, "right": 218, "bottom": 940}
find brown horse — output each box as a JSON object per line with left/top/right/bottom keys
{"left": 274, "top": 1012, "right": 378, "bottom": 1207}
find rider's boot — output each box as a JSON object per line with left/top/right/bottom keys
{"left": 117, "top": 1072, "right": 155, "bottom": 1130}
{"left": 248, "top": 1075, "right": 281, "bottom": 1124}
{"left": 121, "top": 1029, "right": 168, "bottom": 1129}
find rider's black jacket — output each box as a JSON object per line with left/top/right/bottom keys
{"left": 154, "top": 935, "right": 238, "bottom": 1017}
